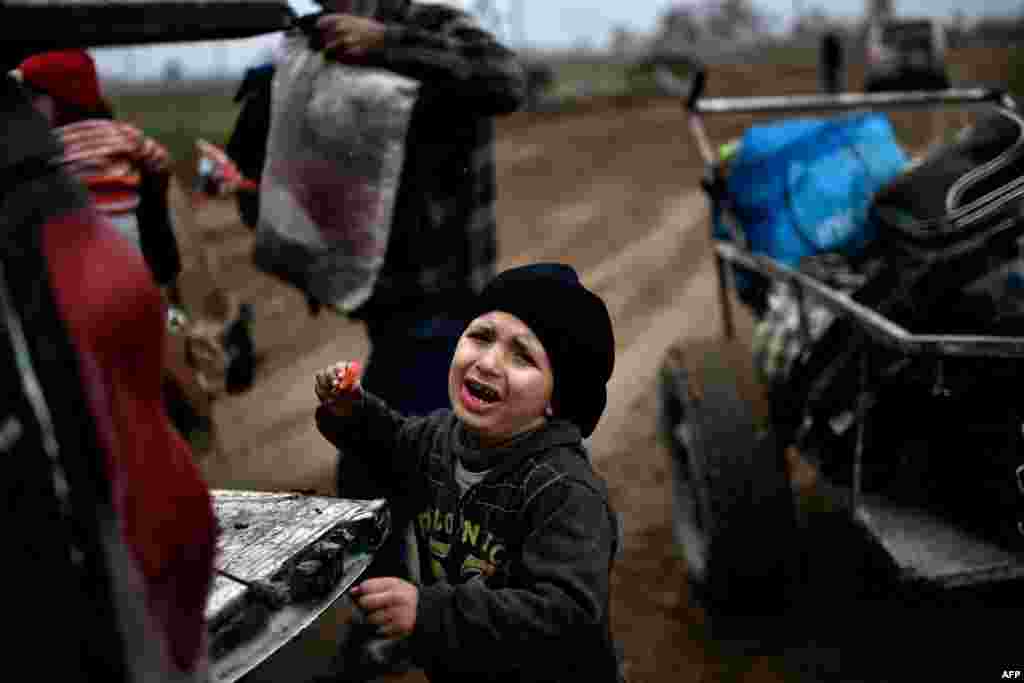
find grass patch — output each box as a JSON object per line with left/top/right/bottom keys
{"left": 103, "top": 56, "right": 696, "bottom": 173}
{"left": 545, "top": 57, "right": 693, "bottom": 100}
{"left": 108, "top": 83, "right": 241, "bottom": 178}
{"left": 749, "top": 45, "right": 818, "bottom": 65}
{"left": 1008, "top": 47, "right": 1024, "bottom": 96}
{"left": 546, "top": 60, "right": 635, "bottom": 99}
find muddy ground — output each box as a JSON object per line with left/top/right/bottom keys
{"left": 172, "top": 50, "right": 1019, "bottom": 682}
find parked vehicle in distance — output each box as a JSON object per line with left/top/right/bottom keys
{"left": 864, "top": 17, "right": 951, "bottom": 92}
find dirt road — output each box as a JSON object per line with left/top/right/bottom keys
{"left": 186, "top": 92, "right": 779, "bottom": 683}
{"left": 179, "top": 51, "right": 1011, "bottom": 682}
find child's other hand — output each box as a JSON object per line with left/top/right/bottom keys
{"left": 351, "top": 577, "right": 418, "bottom": 639}
{"left": 314, "top": 360, "right": 363, "bottom": 417}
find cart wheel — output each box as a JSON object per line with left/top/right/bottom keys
{"left": 658, "top": 338, "right": 799, "bottom": 620}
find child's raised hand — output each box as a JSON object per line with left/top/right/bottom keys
{"left": 351, "top": 577, "right": 418, "bottom": 639}
{"left": 314, "top": 360, "right": 363, "bottom": 417}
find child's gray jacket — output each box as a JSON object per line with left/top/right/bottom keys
{"left": 316, "top": 392, "right": 623, "bottom": 682}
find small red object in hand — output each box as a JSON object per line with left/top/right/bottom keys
{"left": 332, "top": 360, "right": 362, "bottom": 395}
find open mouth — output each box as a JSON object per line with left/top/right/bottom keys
{"left": 464, "top": 377, "right": 501, "bottom": 404}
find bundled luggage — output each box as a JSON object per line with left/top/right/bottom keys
{"left": 722, "top": 111, "right": 909, "bottom": 267}
{"left": 772, "top": 98, "right": 1024, "bottom": 549}
{"left": 715, "top": 111, "right": 908, "bottom": 311}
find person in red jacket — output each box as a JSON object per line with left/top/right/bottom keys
{"left": 17, "top": 49, "right": 256, "bottom": 454}
{"left": 2, "top": 48, "right": 217, "bottom": 681}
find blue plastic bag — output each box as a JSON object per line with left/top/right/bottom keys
{"left": 717, "top": 112, "right": 909, "bottom": 269}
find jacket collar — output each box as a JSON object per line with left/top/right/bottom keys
{"left": 449, "top": 417, "right": 584, "bottom": 481}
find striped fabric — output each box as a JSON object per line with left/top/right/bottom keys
{"left": 752, "top": 281, "right": 839, "bottom": 387}
{"left": 55, "top": 119, "right": 169, "bottom": 217}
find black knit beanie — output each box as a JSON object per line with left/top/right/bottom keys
{"left": 473, "top": 263, "right": 615, "bottom": 438}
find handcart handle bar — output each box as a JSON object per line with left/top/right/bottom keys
{"left": 655, "top": 63, "right": 1007, "bottom": 115}
{"left": 692, "top": 88, "right": 1007, "bottom": 116}
{"left": 655, "top": 62, "right": 1008, "bottom": 167}
{"left": 715, "top": 239, "right": 1024, "bottom": 360}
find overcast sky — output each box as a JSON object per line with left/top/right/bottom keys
{"left": 91, "top": 0, "right": 1017, "bottom": 80}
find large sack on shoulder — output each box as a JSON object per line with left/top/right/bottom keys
{"left": 253, "top": 30, "right": 419, "bottom": 313}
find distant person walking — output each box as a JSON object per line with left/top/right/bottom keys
{"left": 819, "top": 31, "right": 845, "bottom": 95}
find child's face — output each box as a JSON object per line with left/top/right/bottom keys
{"left": 448, "top": 312, "right": 554, "bottom": 447}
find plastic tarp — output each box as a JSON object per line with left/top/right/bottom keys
{"left": 720, "top": 112, "right": 909, "bottom": 268}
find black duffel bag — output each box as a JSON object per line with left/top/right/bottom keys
{"left": 872, "top": 97, "right": 1024, "bottom": 251}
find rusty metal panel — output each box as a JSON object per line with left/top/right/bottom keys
{"left": 207, "top": 491, "right": 389, "bottom": 683}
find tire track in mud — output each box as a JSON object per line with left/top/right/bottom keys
{"left": 494, "top": 100, "right": 700, "bottom": 268}
{"left": 200, "top": 96, "right": 723, "bottom": 491}
{"left": 579, "top": 189, "right": 752, "bottom": 466}
{"left": 202, "top": 324, "right": 368, "bottom": 494}
{"left": 187, "top": 52, "right": 1014, "bottom": 683}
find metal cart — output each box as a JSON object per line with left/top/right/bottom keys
{"left": 654, "top": 64, "right": 1024, "bottom": 631}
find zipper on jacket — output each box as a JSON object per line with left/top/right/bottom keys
{"left": 448, "top": 483, "right": 479, "bottom": 579}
